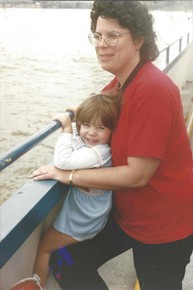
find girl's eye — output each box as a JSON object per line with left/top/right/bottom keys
{"left": 82, "top": 123, "right": 90, "bottom": 128}
{"left": 97, "top": 126, "right": 105, "bottom": 131}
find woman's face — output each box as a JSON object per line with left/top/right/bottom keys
{"left": 95, "top": 17, "right": 143, "bottom": 84}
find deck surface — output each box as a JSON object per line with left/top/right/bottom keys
{"left": 181, "top": 80, "right": 193, "bottom": 150}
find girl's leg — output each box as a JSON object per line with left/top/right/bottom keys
{"left": 133, "top": 234, "right": 193, "bottom": 290}
{"left": 50, "top": 213, "right": 133, "bottom": 290}
{"left": 34, "top": 226, "right": 78, "bottom": 288}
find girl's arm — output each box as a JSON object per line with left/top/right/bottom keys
{"left": 53, "top": 113, "right": 107, "bottom": 170}
{"left": 54, "top": 134, "right": 107, "bottom": 170}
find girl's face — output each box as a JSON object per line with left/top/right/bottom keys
{"left": 95, "top": 17, "right": 143, "bottom": 84}
{"left": 79, "top": 119, "right": 112, "bottom": 147}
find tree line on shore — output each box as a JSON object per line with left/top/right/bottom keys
{"left": 0, "top": 1, "right": 192, "bottom": 11}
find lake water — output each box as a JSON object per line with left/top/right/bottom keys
{"left": 0, "top": 7, "right": 193, "bottom": 203}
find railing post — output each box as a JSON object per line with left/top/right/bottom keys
{"left": 179, "top": 37, "right": 182, "bottom": 53}
{"left": 166, "top": 46, "right": 170, "bottom": 65}
{"left": 187, "top": 33, "right": 190, "bottom": 45}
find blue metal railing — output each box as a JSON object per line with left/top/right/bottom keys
{"left": 0, "top": 120, "right": 61, "bottom": 171}
{"left": 0, "top": 111, "right": 74, "bottom": 171}
{"left": 159, "top": 32, "right": 191, "bottom": 68}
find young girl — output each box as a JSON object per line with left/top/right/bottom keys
{"left": 28, "top": 88, "right": 121, "bottom": 289}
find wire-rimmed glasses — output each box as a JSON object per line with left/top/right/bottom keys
{"left": 88, "top": 31, "right": 130, "bottom": 47}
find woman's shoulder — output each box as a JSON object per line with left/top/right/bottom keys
{"left": 127, "top": 62, "right": 179, "bottom": 99}
{"left": 140, "top": 62, "right": 178, "bottom": 89}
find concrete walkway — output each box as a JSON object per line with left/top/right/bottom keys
{"left": 181, "top": 80, "right": 193, "bottom": 120}
{"left": 181, "top": 80, "right": 193, "bottom": 149}
{"left": 47, "top": 248, "right": 193, "bottom": 290}
{"left": 180, "top": 80, "right": 193, "bottom": 290}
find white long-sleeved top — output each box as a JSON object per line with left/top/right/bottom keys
{"left": 53, "top": 132, "right": 112, "bottom": 170}
{"left": 53, "top": 131, "right": 113, "bottom": 240}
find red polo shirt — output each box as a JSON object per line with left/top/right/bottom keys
{"left": 104, "top": 62, "right": 193, "bottom": 244}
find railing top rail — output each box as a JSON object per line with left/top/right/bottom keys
{"left": 0, "top": 111, "right": 74, "bottom": 172}
{"left": 0, "top": 120, "right": 61, "bottom": 172}
{"left": 159, "top": 32, "right": 191, "bottom": 54}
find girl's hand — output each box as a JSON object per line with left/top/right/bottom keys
{"left": 66, "top": 107, "right": 77, "bottom": 122}
{"left": 53, "top": 113, "right": 72, "bottom": 129}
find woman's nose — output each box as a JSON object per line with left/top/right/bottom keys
{"left": 98, "top": 35, "right": 108, "bottom": 47}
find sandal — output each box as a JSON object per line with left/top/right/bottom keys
{"left": 9, "top": 273, "right": 43, "bottom": 290}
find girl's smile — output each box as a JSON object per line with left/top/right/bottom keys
{"left": 80, "top": 122, "right": 112, "bottom": 147}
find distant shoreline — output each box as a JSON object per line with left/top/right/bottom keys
{"left": 0, "top": 1, "right": 93, "bottom": 9}
{"left": 0, "top": 1, "right": 192, "bottom": 11}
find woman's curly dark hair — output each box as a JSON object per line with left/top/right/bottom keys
{"left": 90, "top": 1, "right": 159, "bottom": 62}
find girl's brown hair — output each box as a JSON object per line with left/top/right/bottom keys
{"left": 76, "top": 88, "right": 122, "bottom": 133}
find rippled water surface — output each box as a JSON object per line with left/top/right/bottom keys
{"left": 0, "top": 7, "right": 192, "bottom": 203}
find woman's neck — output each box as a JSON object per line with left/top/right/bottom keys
{"left": 118, "top": 57, "right": 141, "bottom": 88}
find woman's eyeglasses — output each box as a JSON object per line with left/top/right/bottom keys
{"left": 88, "top": 31, "right": 130, "bottom": 47}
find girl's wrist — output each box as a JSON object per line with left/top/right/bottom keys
{"left": 61, "top": 125, "right": 73, "bottom": 134}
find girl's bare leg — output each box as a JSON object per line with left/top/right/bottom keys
{"left": 33, "top": 226, "right": 78, "bottom": 288}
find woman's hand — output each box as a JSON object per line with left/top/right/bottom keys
{"left": 30, "top": 165, "right": 69, "bottom": 183}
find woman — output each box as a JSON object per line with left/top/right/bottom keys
{"left": 31, "top": 1, "right": 193, "bottom": 290}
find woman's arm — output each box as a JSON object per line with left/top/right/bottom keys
{"left": 31, "top": 156, "right": 160, "bottom": 190}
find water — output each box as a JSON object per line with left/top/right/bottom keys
{"left": 0, "top": 7, "right": 192, "bottom": 203}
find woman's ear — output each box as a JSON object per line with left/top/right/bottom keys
{"left": 134, "top": 37, "right": 144, "bottom": 50}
